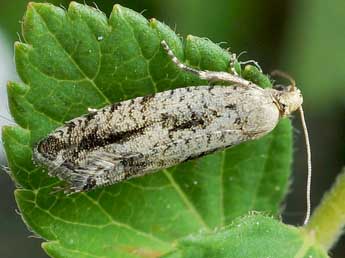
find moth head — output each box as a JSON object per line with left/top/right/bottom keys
{"left": 271, "top": 70, "right": 303, "bottom": 117}
{"left": 274, "top": 85, "right": 303, "bottom": 117}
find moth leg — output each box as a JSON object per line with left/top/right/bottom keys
{"left": 0, "top": 164, "right": 10, "bottom": 175}
{"left": 229, "top": 51, "right": 263, "bottom": 75}
{"left": 238, "top": 59, "right": 263, "bottom": 73}
{"left": 87, "top": 107, "right": 98, "bottom": 112}
{"left": 229, "top": 53, "right": 239, "bottom": 76}
{"left": 51, "top": 185, "right": 65, "bottom": 194}
{"left": 161, "top": 40, "right": 252, "bottom": 87}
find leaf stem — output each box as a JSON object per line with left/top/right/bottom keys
{"left": 305, "top": 168, "right": 345, "bottom": 250}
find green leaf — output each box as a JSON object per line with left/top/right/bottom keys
{"left": 3, "top": 2, "right": 297, "bottom": 257}
{"left": 306, "top": 168, "right": 345, "bottom": 250}
{"left": 163, "top": 214, "right": 328, "bottom": 258}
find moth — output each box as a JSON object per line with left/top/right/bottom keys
{"left": 33, "top": 40, "right": 310, "bottom": 209}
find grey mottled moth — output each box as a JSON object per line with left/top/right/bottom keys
{"left": 33, "top": 41, "right": 311, "bottom": 223}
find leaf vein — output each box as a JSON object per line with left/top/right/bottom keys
{"left": 32, "top": 7, "right": 111, "bottom": 105}
{"left": 82, "top": 193, "right": 170, "bottom": 246}
{"left": 163, "top": 169, "right": 211, "bottom": 231}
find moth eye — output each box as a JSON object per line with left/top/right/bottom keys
{"left": 281, "top": 103, "right": 287, "bottom": 111}
{"left": 274, "top": 84, "right": 285, "bottom": 91}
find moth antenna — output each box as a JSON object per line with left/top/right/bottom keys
{"left": 271, "top": 70, "right": 296, "bottom": 91}
{"left": 271, "top": 70, "right": 311, "bottom": 225}
{"left": 299, "top": 106, "right": 312, "bottom": 225}
{"left": 50, "top": 185, "right": 65, "bottom": 195}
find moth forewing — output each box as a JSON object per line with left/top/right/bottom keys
{"left": 35, "top": 87, "right": 267, "bottom": 191}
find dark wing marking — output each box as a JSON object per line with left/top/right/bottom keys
{"left": 62, "top": 129, "right": 243, "bottom": 193}
{"left": 64, "top": 151, "right": 144, "bottom": 193}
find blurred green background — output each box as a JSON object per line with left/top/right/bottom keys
{"left": 0, "top": 0, "right": 344, "bottom": 257}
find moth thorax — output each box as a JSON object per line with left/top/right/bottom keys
{"left": 272, "top": 87, "right": 303, "bottom": 117}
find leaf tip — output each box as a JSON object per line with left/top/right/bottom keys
{"left": 41, "top": 241, "right": 54, "bottom": 252}
{"left": 14, "top": 188, "right": 35, "bottom": 203}
{"left": 67, "top": 1, "right": 83, "bottom": 17}
{"left": 149, "top": 18, "right": 158, "bottom": 28}
{"left": 68, "top": 1, "right": 79, "bottom": 8}
{"left": 67, "top": 1, "right": 78, "bottom": 11}
{"left": 68, "top": 1, "right": 91, "bottom": 14}
{"left": 1, "top": 125, "right": 12, "bottom": 136}
{"left": 26, "top": 1, "right": 36, "bottom": 10}
{"left": 186, "top": 34, "right": 194, "bottom": 40}
{"left": 41, "top": 241, "right": 59, "bottom": 257}
{"left": 7, "top": 81, "right": 29, "bottom": 96}
{"left": 112, "top": 4, "right": 124, "bottom": 14}
{"left": 14, "top": 41, "right": 31, "bottom": 51}
{"left": 26, "top": 1, "right": 47, "bottom": 12}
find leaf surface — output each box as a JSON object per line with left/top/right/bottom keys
{"left": 2, "top": 2, "right": 307, "bottom": 257}
{"left": 163, "top": 215, "right": 328, "bottom": 258}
